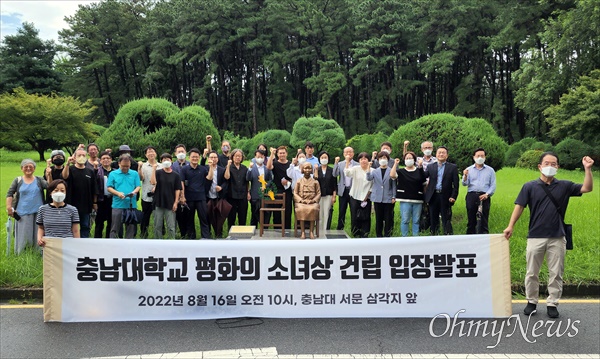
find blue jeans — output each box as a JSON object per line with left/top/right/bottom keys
{"left": 79, "top": 211, "right": 91, "bottom": 238}
{"left": 400, "top": 202, "right": 422, "bottom": 236}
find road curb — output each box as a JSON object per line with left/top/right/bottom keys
{"left": 1, "top": 284, "right": 598, "bottom": 301}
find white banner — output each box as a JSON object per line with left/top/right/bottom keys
{"left": 43, "top": 234, "right": 511, "bottom": 322}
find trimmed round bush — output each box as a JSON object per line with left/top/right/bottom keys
{"left": 504, "top": 137, "right": 537, "bottom": 167}
{"left": 516, "top": 150, "right": 543, "bottom": 170}
{"left": 163, "top": 105, "right": 220, "bottom": 153}
{"left": 554, "top": 138, "right": 594, "bottom": 170}
{"left": 290, "top": 116, "right": 346, "bottom": 157}
{"left": 388, "top": 113, "right": 509, "bottom": 171}
{"left": 530, "top": 141, "right": 553, "bottom": 152}
{"left": 346, "top": 133, "right": 387, "bottom": 157}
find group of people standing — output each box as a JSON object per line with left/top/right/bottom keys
{"left": 6, "top": 136, "right": 505, "bottom": 250}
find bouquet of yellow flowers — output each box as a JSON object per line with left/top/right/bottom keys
{"left": 258, "top": 175, "right": 278, "bottom": 200}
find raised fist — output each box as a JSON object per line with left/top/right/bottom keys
{"left": 228, "top": 159, "right": 233, "bottom": 167}
{"left": 334, "top": 156, "right": 340, "bottom": 163}
{"left": 206, "top": 135, "right": 212, "bottom": 142}
{"left": 404, "top": 140, "right": 410, "bottom": 146}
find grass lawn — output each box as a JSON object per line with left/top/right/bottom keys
{"left": 1, "top": 148, "right": 598, "bottom": 288}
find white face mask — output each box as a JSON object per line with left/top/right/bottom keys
{"left": 76, "top": 156, "right": 87, "bottom": 165}
{"left": 320, "top": 159, "right": 328, "bottom": 165}
{"left": 382, "top": 149, "right": 390, "bottom": 155}
{"left": 423, "top": 149, "right": 432, "bottom": 157}
{"left": 176, "top": 153, "right": 186, "bottom": 161}
{"left": 378, "top": 159, "right": 388, "bottom": 167}
{"left": 475, "top": 157, "right": 485, "bottom": 165}
{"left": 162, "top": 160, "right": 172, "bottom": 168}
{"left": 541, "top": 166, "right": 558, "bottom": 177}
{"left": 405, "top": 159, "right": 415, "bottom": 167}
{"left": 51, "top": 192, "right": 66, "bottom": 203}
{"left": 255, "top": 157, "right": 264, "bottom": 165}
{"left": 298, "top": 158, "right": 306, "bottom": 165}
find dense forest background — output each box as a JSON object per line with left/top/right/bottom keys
{"left": 1, "top": 0, "right": 599, "bottom": 146}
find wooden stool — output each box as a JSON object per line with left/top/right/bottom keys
{"left": 259, "top": 193, "right": 286, "bottom": 237}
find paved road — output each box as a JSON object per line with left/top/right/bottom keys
{"left": 1, "top": 302, "right": 598, "bottom": 359}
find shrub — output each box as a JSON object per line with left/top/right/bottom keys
{"left": 388, "top": 113, "right": 509, "bottom": 171}
{"left": 290, "top": 116, "right": 346, "bottom": 157}
{"left": 346, "top": 133, "right": 387, "bottom": 157}
{"left": 554, "top": 138, "right": 594, "bottom": 170}
{"left": 98, "top": 99, "right": 219, "bottom": 157}
{"left": 504, "top": 137, "right": 537, "bottom": 167}
{"left": 530, "top": 141, "right": 553, "bottom": 152}
{"left": 516, "top": 150, "right": 543, "bottom": 170}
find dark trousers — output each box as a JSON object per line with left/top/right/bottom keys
{"left": 250, "top": 199, "right": 270, "bottom": 226}
{"left": 79, "top": 211, "right": 91, "bottom": 238}
{"left": 176, "top": 204, "right": 191, "bottom": 237}
{"left": 420, "top": 202, "right": 431, "bottom": 231}
{"left": 350, "top": 198, "right": 371, "bottom": 238}
{"left": 207, "top": 198, "right": 224, "bottom": 238}
{"left": 466, "top": 192, "right": 491, "bottom": 234}
{"left": 428, "top": 192, "right": 453, "bottom": 235}
{"left": 187, "top": 200, "right": 211, "bottom": 239}
{"left": 140, "top": 200, "right": 154, "bottom": 238}
{"left": 272, "top": 188, "right": 293, "bottom": 229}
{"left": 94, "top": 197, "right": 113, "bottom": 238}
{"left": 336, "top": 187, "right": 351, "bottom": 230}
{"left": 374, "top": 202, "right": 395, "bottom": 237}
{"left": 227, "top": 197, "right": 249, "bottom": 228}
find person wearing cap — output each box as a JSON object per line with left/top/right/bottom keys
{"left": 111, "top": 145, "right": 139, "bottom": 171}
{"left": 61, "top": 148, "right": 98, "bottom": 238}
{"left": 44, "top": 150, "right": 67, "bottom": 202}
{"left": 138, "top": 146, "right": 162, "bottom": 238}
{"left": 6, "top": 159, "right": 48, "bottom": 254}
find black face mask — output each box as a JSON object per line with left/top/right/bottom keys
{"left": 52, "top": 158, "right": 65, "bottom": 166}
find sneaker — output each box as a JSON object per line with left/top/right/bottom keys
{"left": 523, "top": 302, "right": 537, "bottom": 315}
{"left": 547, "top": 306, "right": 559, "bottom": 318}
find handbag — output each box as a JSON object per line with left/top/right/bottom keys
{"left": 539, "top": 182, "right": 573, "bottom": 250}
{"left": 355, "top": 200, "right": 371, "bottom": 221}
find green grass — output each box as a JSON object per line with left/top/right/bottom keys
{"left": 1, "top": 152, "right": 598, "bottom": 288}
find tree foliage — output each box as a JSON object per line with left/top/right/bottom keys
{"left": 0, "top": 22, "right": 61, "bottom": 94}
{"left": 554, "top": 138, "right": 594, "bottom": 170}
{"left": 0, "top": 88, "right": 95, "bottom": 160}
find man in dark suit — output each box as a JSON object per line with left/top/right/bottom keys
{"left": 424, "top": 146, "right": 459, "bottom": 235}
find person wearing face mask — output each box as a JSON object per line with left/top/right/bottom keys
{"left": 152, "top": 153, "right": 182, "bottom": 239}
{"left": 36, "top": 179, "right": 80, "bottom": 247}
{"left": 287, "top": 151, "right": 309, "bottom": 192}
{"left": 61, "top": 148, "right": 98, "bottom": 238}
{"left": 394, "top": 152, "right": 429, "bottom": 236}
{"left": 267, "top": 146, "right": 294, "bottom": 229}
{"left": 206, "top": 150, "right": 229, "bottom": 238}
{"left": 462, "top": 148, "right": 496, "bottom": 234}
{"left": 333, "top": 147, "right": 358, "bottom": 231}
{"left": 107, "top": 154, "right": 141, "bottom": 239}
{"left": 6, "top": 159, "right": 48, "bottom": 254}
{"left": 138, "top": 146, "right": 162, "bottom": 238}
{"left": 171, "top": 144, "right": 190, "bottom": 237}
{"left": 94, "top": 151, "right": 114, "bottom": 238}
{"left": 423, "top": 146, "right": 459, "bottom": 236}
{"left": 367, "top": 151, "right": 398, "bottom": 237}
{"left": 179, "top": 148, "right": 213, "bottom": 239}
{"left": 218, "top": 140, "right": 231, "bottom": 168}
{"left": 504, "top": 152, "right": 594, "bottom": 318}
{"left": 314, "top": 151, "right": 337, "bottom": 234}
{"left": 344, "top": 152, "right": 374, "bottom": 238}
{"left": 224, "top": 149, "right": 249, "bottom": 229}
{"left": 247, "top": 150, "right": 273, "bottom": 226}
{"left": 371, "top": 142, "right": 396, "bottom": 169}
{"left": 44, "top": 150, "right": 66, "bottom": 201}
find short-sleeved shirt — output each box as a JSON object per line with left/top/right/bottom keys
{"left": 65, "top": 166, "right": 97, "bottom": 214}
{"left": 154, "top": 169, "right": 182, "bottom": 209}
{"left": 515, "top": 178, "right": 582, "bottom": 238}
{"left": 180, "top": 164, "right": 209, "bottom": 201}
{"left": 36, "top": 203, "right": 79, "bottom": 238}
{"left": 107, "top": 169, "right": 141, "bottom": 209}
{"left": 140, "top": 162, "right": 163, "bottom": 202}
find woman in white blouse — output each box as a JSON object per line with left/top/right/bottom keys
{"left": 344, "top": 152, "right": 373, "bottom": 237}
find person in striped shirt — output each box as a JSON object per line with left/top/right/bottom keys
{"left": 37, "top": 179, "right": 80, "bottom": 246}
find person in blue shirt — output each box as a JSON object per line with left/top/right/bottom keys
{"left": 462, "top": 148, "right": 496, "bottom": 234}
{"left": 107, "top": 154, "right": 141, "bottom": 238}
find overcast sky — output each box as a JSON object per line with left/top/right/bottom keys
{"left": 1, "top": 0, "right": 99, "bottom": 44}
